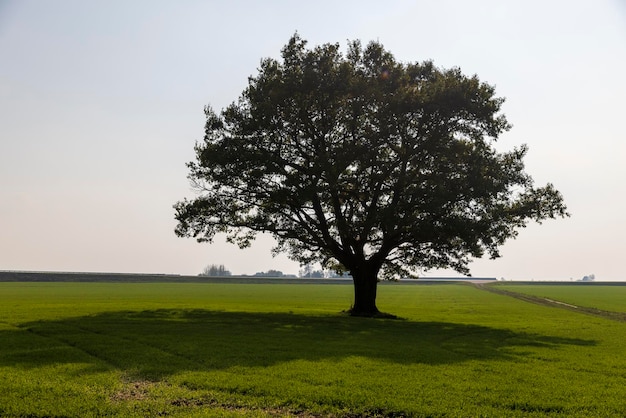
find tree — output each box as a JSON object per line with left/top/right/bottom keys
{"left": 299, "top": 264, "right": 324, "bottom": 278}
{"left": 299, "top": 264, "right": 313, "bottom": 279}
{"left": 199, "top": 264, "right": 231, "bottom": 277}
{"left": 581, "top": 274, "right": 595, "bottom": 282}
{"left": 175, "top": 34, "right": 568, "bottom": 316}
{"left": 254, "top": 269, "right": 284, "bottom": 277}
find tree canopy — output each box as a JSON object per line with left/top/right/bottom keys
{"left": 174, "top": 34, "right": 568, "bottom": 316}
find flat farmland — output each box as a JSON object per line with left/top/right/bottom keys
{"left": 0, "top": 281, "right": 625, "bottom": 417}
{"left": 492, "top": 283, "right": 626, "bottom": 313}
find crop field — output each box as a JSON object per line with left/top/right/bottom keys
{"left": 1, "top": 281, "right": 625, "bottom": 417}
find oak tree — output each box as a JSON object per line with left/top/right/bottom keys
{"left": 174, "top": 34, "right": 568, "bottom": 316}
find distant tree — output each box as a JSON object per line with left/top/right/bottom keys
{"left": 175, "top": 34, "right": 568, "bottom": 316}
{"left": 310, "top": 270, "right": 324, "bottom": 279}
{"left": 299, "top": 266, "right": 325, "bottom": 278}
{"left": 199, "top": 264, "right": 231, "bottom": 277}
{"left": 581, "top": 274, "right": 595, "bottom": 282}
{"left": 298, "top": 264, "right": 324, "bottom": 278}
{"left": 254, "top": 269, "right": 284, "bottom": 277}
{"left": 299, "top": 264, "right": 313, "bottom": 278}
{"left": 325, "top": 270, "right": 351, "bottom": 279}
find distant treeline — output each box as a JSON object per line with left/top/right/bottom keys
{"left": 0, "top": 271, "right": 192, "bottom": 283}
{"left": 198, "top": 263, "right": 347, "bottom": 279}
{"left": 0, "top": 271, "right": 351, "bottom": 284}
{"left": 5, "top": 271, "right": 619, "bottom": 285}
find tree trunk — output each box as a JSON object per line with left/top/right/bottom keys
{"left": 350, "top": 269, "right": 380, "bottom": 317}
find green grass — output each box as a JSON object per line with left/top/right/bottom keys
{"left": 1, "top": 282, "right": 625, "bottom": 417}
{"left": 494, "top": 283, "right": 626, "bottom": 313}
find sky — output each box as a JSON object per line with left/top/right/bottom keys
{"left": 1, "top": 1, "right": 625, "bottom": 280}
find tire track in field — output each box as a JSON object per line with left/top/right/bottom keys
{"left": 1, "top": 318, "right": 109, "bottom": 364}
{"left": 70, "top": 323, "right": 214, "bottom": 371}
{"left": 21, "top": 321, "right": 209, "bottom": 373}
{"left": 19, "top": 324, "right": 124, "bottom": 369}
{"left": 474, "top": 284, "right": 626, "bottom": 322}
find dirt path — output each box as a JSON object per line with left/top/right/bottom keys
{"left": 474, "top": 283, "right": 626, "bottom": 322}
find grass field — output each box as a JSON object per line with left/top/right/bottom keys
{"left": 1, "top": 281, "right": 625, "bottom": 417}
{"left": 493, "top": 283, "right": 626, "bottom": 313}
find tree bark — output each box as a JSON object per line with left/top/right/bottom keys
{"left": 350, "top": 270, "right": 380, "bottom": 317}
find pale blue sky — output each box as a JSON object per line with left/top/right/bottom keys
{"left": 1, "top": 1, "right": 625, "bottom": 280}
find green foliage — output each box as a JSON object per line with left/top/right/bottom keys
{"left": 174, "top": 33, "right": 568, "bottom": 289}
{"left": 1, "top": 282, "right": 626, "bottom": 416}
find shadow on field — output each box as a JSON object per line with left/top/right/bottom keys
{"left": 2, "top": 309, "right": 595, "bottom": 378}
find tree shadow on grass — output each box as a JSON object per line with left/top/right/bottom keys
{"left": 1, "top": 309, "right": 596, "bottom": 379}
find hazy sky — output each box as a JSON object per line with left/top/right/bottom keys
{"left": 1, "top": 1, "right": 625, "bottom": 280}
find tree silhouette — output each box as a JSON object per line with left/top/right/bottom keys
{"left": 175, "top": 34, "right": 568, "bottom": 316}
